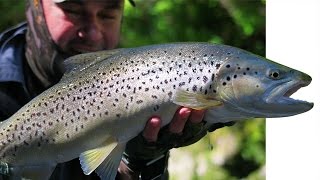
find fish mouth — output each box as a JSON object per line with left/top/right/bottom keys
{"left": 265, "top": 79, "right": 313, "bottom": 110}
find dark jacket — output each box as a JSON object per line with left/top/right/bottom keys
{"left": 0, "top": 22, "right": 30, "bottom": 120}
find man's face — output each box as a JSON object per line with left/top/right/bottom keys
{"left": 42, "top": 0, "right": 123, "bottom": 56}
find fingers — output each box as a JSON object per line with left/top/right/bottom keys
{"left": 168, "top": 107, "right": 191, "bottom": 134}
{"left": 142, "top": 107, "right": 206, "bottom": 143}
{"left": 189, "top": 109, "right": 206, "bottom": 124}
{"left": 142, "top": 116, "right": 161, "bottom": 142}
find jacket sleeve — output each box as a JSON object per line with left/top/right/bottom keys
{"left": 0, "top": 82, "right": 28, "bottom": 120}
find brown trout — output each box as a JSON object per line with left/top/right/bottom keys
{"left": 0, "top": 43, "right": 313, "bottom": 179}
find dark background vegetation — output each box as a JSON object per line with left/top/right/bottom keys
{"left": 0, "top": 0, "right": 265, "bottom": 179}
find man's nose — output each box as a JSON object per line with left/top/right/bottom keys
{"left": 78, "top": 21, "right": 103, "bottom": 42}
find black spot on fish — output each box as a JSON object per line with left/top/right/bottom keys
{"left": 216, "top": 64, "right": 221, "bottom": 69}
{"left": 153, "top": 105, "right": 160, "bottom": 112}
{"left": 234, "top": 75, "right": 237, "bottom": 79}
{"left": 247, "top": 67, "right": 250, "bottom": 71}
{"left": 226, "top": 76, "right": 231, "bottom": 81}
{"left": 211, "top": 74, "right": 215, "bottom": 81}
{"left": 226, "top": 64, "right": 231, "bottom": 68}
{"left": 203, "top": 76, "right": 208, "bottom": 83}
{"left": 179, "top": 82, "right": 185, "bottom": 87}
{"left": 243, "top": 72, "right": 247, "bottom": 75}
{"left": 192, "top": 85, "right": 197, "bottom": 92}
{"left": 222, "top": 82, "right": 227, "bottom": 86}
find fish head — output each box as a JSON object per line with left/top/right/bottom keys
{"left": 214, "top": 51, "right": 313, "bottom": 118}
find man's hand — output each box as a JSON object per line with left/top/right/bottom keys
{"left": 142, "top": 107, "right": 205, "bottom": 143}
{"left": 117, "top": 107, "right": 206, "bottom": 180}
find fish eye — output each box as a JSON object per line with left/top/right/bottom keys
{"left": 268, "top": 69, "right": 281, "bottom": 80}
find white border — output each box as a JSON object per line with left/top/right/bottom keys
{"left": 266, "top": 1, "right": 320, "bottom": 179}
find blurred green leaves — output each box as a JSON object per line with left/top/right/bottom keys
{"left": 121, "top": 0, "right": 265, "bottom": 56}
{"left": 0, "top": 1, "right": 25, "bottom": 32}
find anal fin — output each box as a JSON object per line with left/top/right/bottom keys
{"left": 95, "top": 143, "right": 126, "bottom": 180}
{"left": 79, "top": 137, "right": 118, "bottom": 175}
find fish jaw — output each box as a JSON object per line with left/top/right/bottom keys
{"left": 261, "top": 73, "right": 313, "bottom": 117}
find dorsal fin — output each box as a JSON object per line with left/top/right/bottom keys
{"left": 60, "top": 49, "right": 122, "bottom": 81}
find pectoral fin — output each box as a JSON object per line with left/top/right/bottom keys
{"left": 173, "top": 90, "right": 222, "bottom": 110}
{"left": 79, "top": 137, "right": 118, "bottom": 175}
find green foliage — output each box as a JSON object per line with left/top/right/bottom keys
{"left": 0, "top": 0, "right": 265, "bottom": 179}
{"left": 121, "top": 0, "right": 265, "bottom": 56}
{"left": 0, "top": 1, "right": 25, "bottom": 32}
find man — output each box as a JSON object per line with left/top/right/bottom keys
{"left": 0, "top": 0, "right": 233, "bottom": 179}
